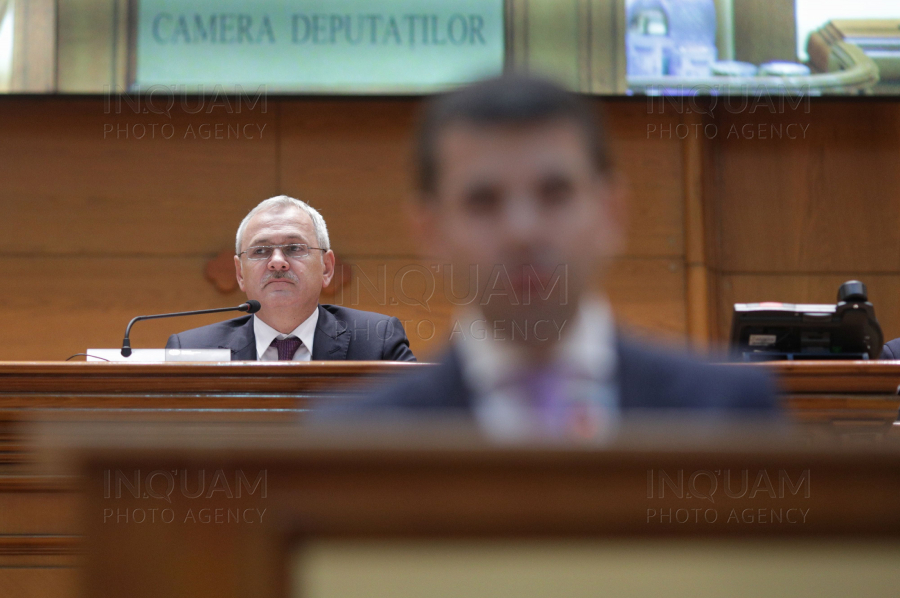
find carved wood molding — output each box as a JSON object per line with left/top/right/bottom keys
{"left": 204, "top": 249, "right": 238, "bottom": 294}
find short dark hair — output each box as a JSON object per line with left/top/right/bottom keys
{"left": 415, "top": 74, "right": 614, "bottom": 197}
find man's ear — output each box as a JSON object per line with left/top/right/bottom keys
{"left": 234, "top": 255, "right": 246, "bottom": 293}
{"left": 321, "top": 250, "right": 336, "bottom": 288}
{"left": 407, "top": 194, "right": 445, "bottom": 259}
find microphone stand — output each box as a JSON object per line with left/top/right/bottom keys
{"left": 121, "top": 301, "right": 259, "bottom": 357}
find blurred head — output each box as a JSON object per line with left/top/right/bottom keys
{"left": 234, "top": 196, "right": 335, "bottom": 328}
{"left": 413, "top": 75, "right": 624, "bottom": 344}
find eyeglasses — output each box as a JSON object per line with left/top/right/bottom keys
{"left": 237, "top": 243, "right": 326, "bottom": 261}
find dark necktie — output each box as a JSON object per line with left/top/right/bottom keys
{"left": 271, "top": 337, "right": 302, "bottom": 361}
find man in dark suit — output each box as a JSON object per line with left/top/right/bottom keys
{"left": 167, "top": 195, "right": 415, "bottom": 362}
{"left": 332, "top": 75, "right": 775, "bottom": 436}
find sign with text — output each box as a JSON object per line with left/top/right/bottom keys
{"left": 134, "top": 0, "right": 505, "bottom": 93}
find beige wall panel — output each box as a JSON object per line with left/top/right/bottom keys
{"left": 717, "top": 274, "right": 900, "bottom": 345}
{"left": 714, "top": 103, "right": 900, "bottom": 273}
{"left": 0, "top": 99, "right": 278, "bottom": 256}
{"left": 606, "top": 257, "right": 686, "bottom": 339}
{"left": 0, "top": 492, "right": 79, "bottom": 534}
{"left": 0, "top": 257, "right": 245, "bottom": 360}
{"left": 346, "top": 256, "right": 688, "bottom": 352}
{"left": 333, "top": 256, "right": 686, "bottom": 357}
{"left": 0, "top": 256, "right": 450, "bottom": 361}
{"left": 0, "top": 568, "right": 78, "bottom": 598}
{"left": 278, "top": 100, "right": 419, "bottom": 257}
{"left": 278, "top": 100, "right": 683, "bottom": 259}
{"left": 0, "top": 252, "right": 684, "bottom": 361}
{"left": 0, "top": 99, "right": 683, "bottom": 260}
{"left": 329, "top": 260, "right": 453, "bottom": 361}
{"left": 605, "top": 105, "right": 684, "bottom": 258}
{"left": 0, "top": 99, "right": 689, "bottom": 359}
{"left": 2, "top": 306, "right": 239, "bottom": 361}
{"left": 330, "top": 257, "right": 686, "bottom": 358}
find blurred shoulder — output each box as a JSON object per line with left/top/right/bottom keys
{"left": 314, "top": 350, "right": 468, "bottom": 418}
{"left": 616, "top": 334, "right": 778, "bottom": 412}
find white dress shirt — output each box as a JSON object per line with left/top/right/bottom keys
{"left": 253, "top": 308, "right": 319, "bottom": 361}
{"left": 452, "top": 296, "right": 619, "bottom": 440}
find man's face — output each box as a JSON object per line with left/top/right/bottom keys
{"left": 417, "top": 119, "right": 622, "bottom": 331}
{"left": 234, "top": 206, "right": 334, "bottom": 318}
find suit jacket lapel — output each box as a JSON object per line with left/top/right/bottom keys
{"left": 220, "top": 316, "right": 257, "bottom": 361}
{"left": 311, "top": 306, "right": 350, "bottom": 360}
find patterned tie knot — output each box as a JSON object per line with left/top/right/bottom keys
{"left": 271, "top": 336, "right": 302, "bottom": 361}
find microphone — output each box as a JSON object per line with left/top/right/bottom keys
{"left": 121, "top": 300, "right": 261, "bottom": 357}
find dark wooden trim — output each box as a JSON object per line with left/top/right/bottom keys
{"left": 0, "top": 535, "right": 81, "bottom": 556}
{"left": 0, "top": 475, "right": 78, "bottom": 492}
{"left": 0, "top": 361, "right": 424, "bottom": 395}
{"left": 1, "top": 359, "right": 899, "bottom": 392}
{"left": 766, "top": 361, "right": 900, "bottom": 394}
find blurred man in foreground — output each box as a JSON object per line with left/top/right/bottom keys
{"left": 339, "top": 76, "right": 776, "bottom": 437}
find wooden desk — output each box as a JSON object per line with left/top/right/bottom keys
{"left": 774, "top": 361, "right": 900, "bottom": 425}
{"left": 1, "top": 360, "right": 899, "bottom": 421}
{"left": 0, "top": 361, "right": 418, "bottom": 467}
{"left": 2, "top": 360, "right": 899, "bottom": 467}
{"left": 49, "top": 422, "right": 900, "bottom": 598}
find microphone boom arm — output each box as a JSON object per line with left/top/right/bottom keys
{"left": 121, "top": 301, "right": 259, "bottom": 357}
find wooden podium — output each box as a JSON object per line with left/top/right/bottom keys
{"left": 1, "top": 360, "right": 900, "bottom": 598}
{"left": 46, "top": 422, "right": 900, "bottom": 598}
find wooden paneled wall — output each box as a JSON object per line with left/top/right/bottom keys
{"left": 709, "top": 100, "right": 900, "bottom": 345}
{"left": 0, "top": 97, "right": 685, "bottom": 360}
{"left": 0, "top": 96, "right": 898, "bottom": 360}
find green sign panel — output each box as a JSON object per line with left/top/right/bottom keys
{"left": 135, "top": 0, "right": 505, "bottom": 92}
